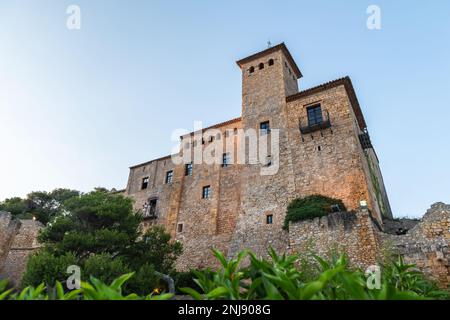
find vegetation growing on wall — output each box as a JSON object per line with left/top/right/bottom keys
{"left": 364, "top": 151, "right": 386, "bottom": 218}
{"left": 283, "top": 195, "right": 347, "bottom": 230}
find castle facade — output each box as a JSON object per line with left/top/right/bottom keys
{"left": 124, "top": 43, "right": 392, "bottom": 269}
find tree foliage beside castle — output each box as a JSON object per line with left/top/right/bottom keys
{"left": 21, "top": 189, "right": 182, "bottom": 295}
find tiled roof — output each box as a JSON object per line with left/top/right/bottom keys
{"left": 236, "top": 43, "right": 302, "bottom": 79}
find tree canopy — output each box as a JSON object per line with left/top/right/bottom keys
{"left": 22, "top": 189, "right": 182, "bottom": 295}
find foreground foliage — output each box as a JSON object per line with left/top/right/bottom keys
{"left": 2, "top": 249, "right": 448, "bottom": 300}
{"left": 180, "top": 249, "right": 449, "bottom": 300}
{"left": 0, "top": 273, "right": 172, "bottom": 300}
{"left": 283, "top": 195, "right": 347, "bottom": 229}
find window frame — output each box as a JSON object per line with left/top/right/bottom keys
{"left": 260, "top": 121, "right": 271, "bottom": 135}
{"left": 306, "top": 104, "right": 323, "bottom": 127}
{"left": 165, "top": 170, "right": 174, "bottom": 184}
{"left": 202, "top": 185, "right": 211, "bottom": 199}
{"left": 141, "top": 177, "right": 149, "bottom": 190}
{"left": 185, "top": 163, "right": 193, "bottom": 176}
{"left": 222, "top": 152, "right": 231, "bottom": 167}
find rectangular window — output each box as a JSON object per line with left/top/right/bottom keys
{"left": 202, "top": 185, "right": 211, "bottom": 199}
{"left": 144, "top": 199, "right": 157, "bottom": 219}
{"left": 165, "top": 170, "right": 173, "bottom": 184}
{"left": 266, "top": 214, "right": 273, "bottom": 224}
{"left": 222, "top": 153, "right": 231, "bottom": 167}
{"left": 307, "top": 104, "right": 323, "bottom": 127}
{"left": 185, "top": 163, "right": 193, "bottom": 176}
{"left": 260, "top": 121, "right": 270, "bottom": 135}
{"left": 177, "top": 223, "right": 183, "bottom": 233}
{"left": 141, "top": 177, "right": 149, "bottom": 190}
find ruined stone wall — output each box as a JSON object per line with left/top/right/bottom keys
{"left": 288, "top": 204, "right": 449, "bottom": 287}
{"left": 380, "top": 203, "right": 449, "bottom": 287}
{"left": 288, "top": 210, "right": 381, "bottom": 269}
{"left": 0, "top": 212, "right": 43, "bottom": 286}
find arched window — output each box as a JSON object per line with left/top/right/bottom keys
{"left": 249, "top": 66, "right": 255, "bottom": 74}
{"left": 268, "top": 59, "right": 274, "bottom": 66}
{"left": 259, "top": 63, "right": 264, "bottom": 70}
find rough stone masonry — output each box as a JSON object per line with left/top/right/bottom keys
{"left": 0, "top": 44, "right": 447, "bottom": 288}
{"left": 124, "top": 43, "right": 393, "bottom": 270}
{"left": 0, "top": 212, "right": 43, "bottom": 286}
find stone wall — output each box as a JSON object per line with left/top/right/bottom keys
{"left": 288, "top": 210, "right": 381, "bottom": 269}
{"left": 380, "top": 203, "right": 449, "bottom": 287}
{"left": 0, "top": 212, "right": 43, "bottom": 287}
{"left": 288, "top": 203, "right": 450, "bottom": 288}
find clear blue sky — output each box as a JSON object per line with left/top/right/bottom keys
{"left": 0, "top": 1, "right": 449, "bottom": 218}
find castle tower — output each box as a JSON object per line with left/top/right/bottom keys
{"left": 228, "top": 44, "right": 303, "bottom": 257}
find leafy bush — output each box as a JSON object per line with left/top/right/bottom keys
{"left": 284, "top": 195, "right": 347, "bottom": 229}
{"left": 1, "top": 273, "right": 172, "bottom": 300}
{"left": 21, "top": 250, "right": 77, "bottom": 287}
{"left": 172, "top": 270, "right": 201, "bottom": 294}
{"left": 180, "top": 249, "right": 449, "bottom": 300}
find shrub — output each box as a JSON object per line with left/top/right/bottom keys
{"left": 172, "top": 270, "right": 200, "bottom": 294}
{"left": 83, "top": 254, "right": 131, "bottom": 285}
{"left": 21, "top": 250, "right": 77, "bottom": 288}
{"left": 283, "top": 195, "right": 347, "bottom": 229}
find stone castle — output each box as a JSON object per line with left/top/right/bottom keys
{"left": 124, "top": 43, "right": 393, "bottom": 269}
{"left": 0, "top": 44, "right": 448, "bottom": 287}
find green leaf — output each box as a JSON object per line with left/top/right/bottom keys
{"left": 206, "top": 287, "right": 228, "bottom": 299}
{"left": 180, "top": 287, "right": 204, "bottom": 300}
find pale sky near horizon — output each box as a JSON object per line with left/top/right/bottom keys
{"left": 0, "top": 1, "right": 449, "bottom": 218}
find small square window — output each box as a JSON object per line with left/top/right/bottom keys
{"left": 141, "top": 177, "right": 149, "bottom": 190}
{"left": 266, "top": 214, "right": 273, "bottom": 224}
{"left": 165, "top": 170, "right": 173, "bottom": 184}
{"left": 202, "top": 185, "right": 211, "bottom": 199}
{"left": 177, "top": 223, "right": 183, "bottom": 233}
{"left": 185, "top": 163, "right": 193, "bottom": 176}
{"left": 260, "top": 121, "right": 270, "bottom": 135}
